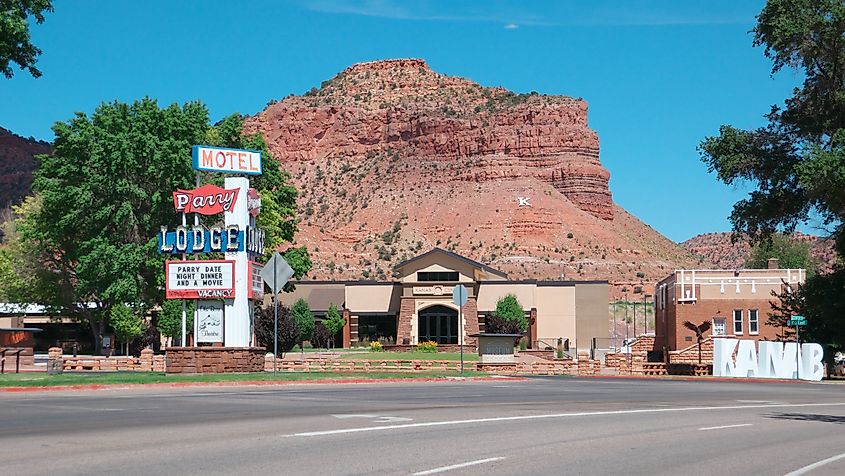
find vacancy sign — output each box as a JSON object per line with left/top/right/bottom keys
{"left": 166, "top": 260, "right": 236, "bottom": 299}
{"left": 192, "top": 146, "right": 262, "bottom": 175}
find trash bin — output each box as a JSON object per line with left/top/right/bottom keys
{"left": 47, "top": 358, "right": 63, "bottom": 375}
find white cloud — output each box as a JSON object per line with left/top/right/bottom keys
{"left": 504, "top": 23, "right": 519, "bottom": 30}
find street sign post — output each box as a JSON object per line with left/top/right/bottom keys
{"left": 788, "top": 316, "right": 807, "bottom": 326}
{"left": 789, "top": 315, "right": 806, "bottom": 380}
{"left": 452, "top": 284, "right": 468, "bottom": 374}
{"left": 260, "top": 252, "right": 295, "bottom": 374}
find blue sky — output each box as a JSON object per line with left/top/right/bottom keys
{"left": 0, "top": 0, "right": 806, "bottom": 242}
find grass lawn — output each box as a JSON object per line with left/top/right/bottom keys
{"left": 339, "top": 351, "right": 479, "bottom": 361}
{"left": 0, "top": 370, "right": 488, "bottom": 388}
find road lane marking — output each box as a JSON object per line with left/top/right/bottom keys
{"left": 784, "top": 452, "right": 845, "bottom": 476}
{"left": 332, "top": 414, "right": 413, "bottom": 423}
{"left": 698, "top": 423, "right": 752, "bottom": 431}
{"left": 283, "top": 402, "right": 845, "bottom": 438}
{"left": 412, "top": 457, "right": 505, "bottom": 475}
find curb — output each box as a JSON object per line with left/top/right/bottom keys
{"left": 568, "top": 374, "right": 823, "bottom": 384}
{"left": 0, "top": 375, "right": 526, "bottom": 393}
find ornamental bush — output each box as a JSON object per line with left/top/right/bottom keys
{"left": 369, "top": 341, "right": 384, "bottom": 352}
{"left": 255, "top": 304, "right": 298, "bottom": 354}
{"left": 311, "top": 322, "right": 331, "bottom": 350}
{"left": 493, "top": 294, "right": 528, "bottom": 332}
{"left": 417, "top": 341, "right": 438, "bottom": 353}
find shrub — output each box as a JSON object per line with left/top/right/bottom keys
{"left": 485, "top": 314, "right": 524, "bottom": 335}
{"left": 494, "top": 294, "right": 529, "bottom": 332}
{"left": 311, "top": 322, "right": 331, "bottom": 350}
{"left": 417, "top": 341, "right": 438, "bottom": 353}
{"left": 255, "top": 304, "right": 298, "bottom": 354}
{"left": 370, "top": 341, "right": 384, "bottom": 352}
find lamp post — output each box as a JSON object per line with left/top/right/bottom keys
{"left": 643, "top": 294, "right": 652, "bottom": 335}
{"left": 624, "top": 292, "right": 629, "bottom": 349}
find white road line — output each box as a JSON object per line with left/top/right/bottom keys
{"left": 784, "top": 452, "right": 845, "bottom": 476}
{"left": 412, "top": 457, "right": 505, "bottom": 475}
{"left": 284, "top": 402, "right": 845, "bottom": 438}
{"left": 698, "top": 423, "right": 753, "bottom": 431}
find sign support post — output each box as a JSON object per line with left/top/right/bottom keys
{"left": 261, "top": 252, "right": 294, "bottom": 375}
{"left": 452, "top": 284, "right": 468, "bottom": 375}
{"left": 789, "top": 315, "right": 806, "bottom": 380}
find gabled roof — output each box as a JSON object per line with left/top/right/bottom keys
{"left": 393, "top": 248, "right": 508, "bottom": 279}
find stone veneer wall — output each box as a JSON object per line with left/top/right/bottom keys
{"left": 166, "top": 347, "right": 265, "bottom": 374}
{"left": 52, "top": 347, "right": 165, "bottom": 372}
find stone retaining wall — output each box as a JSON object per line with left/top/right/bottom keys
{"left": 166, "top": 347, "right": 265, "bottom": 374}
{"left": 53, "top": 348, "right": 165, "bottom": 372}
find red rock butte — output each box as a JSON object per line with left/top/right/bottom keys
{"left": 244, "top": 59, "right": 701, "bottom": 290}
{"left": 248, "top": 58, "right": 611, "bottom": 220}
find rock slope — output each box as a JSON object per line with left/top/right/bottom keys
{"left": 245, "top": 59, "right": 703, "bottom": 292}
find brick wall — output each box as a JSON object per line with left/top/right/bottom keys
{"left": 672, "top": 296, "right": 782, "bottom": 350}
{"left": 166, "top": 347, "right": 265, "bottom": 374}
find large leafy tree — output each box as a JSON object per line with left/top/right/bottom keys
{"left": 699, "top": 0, "right": 845, "bottom": 352}
{"left": 0, "top": 0, "right": 53, "bottom": 78}
{"left": 6, "top": 98, "right": 310, "bottom": 352}
{"left": 744, "top": 233, "right": 818, "bottom": 274}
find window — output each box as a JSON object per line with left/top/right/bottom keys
{"left": 733, "top": 310, "right": 743, "bottom": 334}
{"left": 417, "top": 271, "right": 459, "bottom": 282}
{"left": 749, "top": 309, "right": 759, "bottom": 335}
{"left": 713, "top": 318, "right": 726, "bottom": 336}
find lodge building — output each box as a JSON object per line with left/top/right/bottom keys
{"left": 279, "top": 248, "right": 609, "bottom": 353}
{"left": 653, "top": 259, "right": 806, "bottom": 353}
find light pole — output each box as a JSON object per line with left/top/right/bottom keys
{"left": 624, "top": 292, "right": 629, "bottom": 349}
{"left": 613, "top": 299, "right": 618, "bottom": 351}
{"left": 643, "top": 294, "right": 652, "bottom": 335}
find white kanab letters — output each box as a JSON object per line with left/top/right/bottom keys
{"left": 712, "top": 338, "right": 824, "bottom": 381}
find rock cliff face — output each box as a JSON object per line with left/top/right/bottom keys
{"left": 0, "top": 127, "right": 51, "bottom": 212}
{"left": 244, "top": 59, "right": 701, "bottom": 292}
{"left": 249, "top": 59, "right": 612, "bottom": 220}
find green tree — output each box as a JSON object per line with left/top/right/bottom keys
{"left": 323, "top": 303, "right": 345, "bottom": 348}
{"left": 6, "top": 98, "right": 309, "bottom": 353}
{"left": 744, "top": 233, "right": 818, "bottom": 274}
{"left": 494, "top": 294, "right": 528, "bottom": 332}
{"left": 110, "top": 303, "right": 144, "bottom": 356}
{"left": 699, "top": 0, "right": 845, "bottom": 353}
{"left": 0, "top": 0, "right": 53, "bottom": 78}
{"left": 156, "top": 299, "right": 194, "bottom": 347}
{"left": 292, "top": 298, "right": 315, "bottom": 349}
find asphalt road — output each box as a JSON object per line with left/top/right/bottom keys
{"left": 1, "top": 377, "right": 844, "bottom": 475}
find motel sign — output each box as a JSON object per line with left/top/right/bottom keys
{"left": 192, "top": 145, "right": 262, "bottom": 175}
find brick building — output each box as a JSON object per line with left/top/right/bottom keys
{"left": 278, "top": 248, "right": 609, "bottom": 353}
{"left": 653, "top": 260, "right": 806, "bottom": 355}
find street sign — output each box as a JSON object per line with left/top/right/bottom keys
{"left": 260, "top": 252, "right": 294, "bottom": 295}
{"left": 452, "top": 284, "right": 468, "bottom": 307}
{"left": 789, "top": 315, "right": 807, "bottom": 326}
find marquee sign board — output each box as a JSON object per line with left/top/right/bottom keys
{"left": 713, "top": 338, "right": 824, "bottom": 381}
{"left": 173, "top": 184, "right": 239, "bottom": 215}
{"left": 196, "top": 300, "right": 224, "bottom": 343}
{"left": 158, "top": 225, "right": 265, "bottom": 255}
{"left": 249, "top": 261, "right": 264, "bottom": 300}
{"left": 247, "top": 188, "right": 261, "bottom": 217}
{"left": 165, "top": 260, "right": 235, "bottom": 299}
{"left": 192, "top": 146, "right": 262, "bottom": 175}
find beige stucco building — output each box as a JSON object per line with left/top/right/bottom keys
{"left": 280, "top": 248, "right": 609, "bottom": 352}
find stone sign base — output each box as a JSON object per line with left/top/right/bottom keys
{"left": 165, "top": 347, "right": 265, "bottom": 374}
